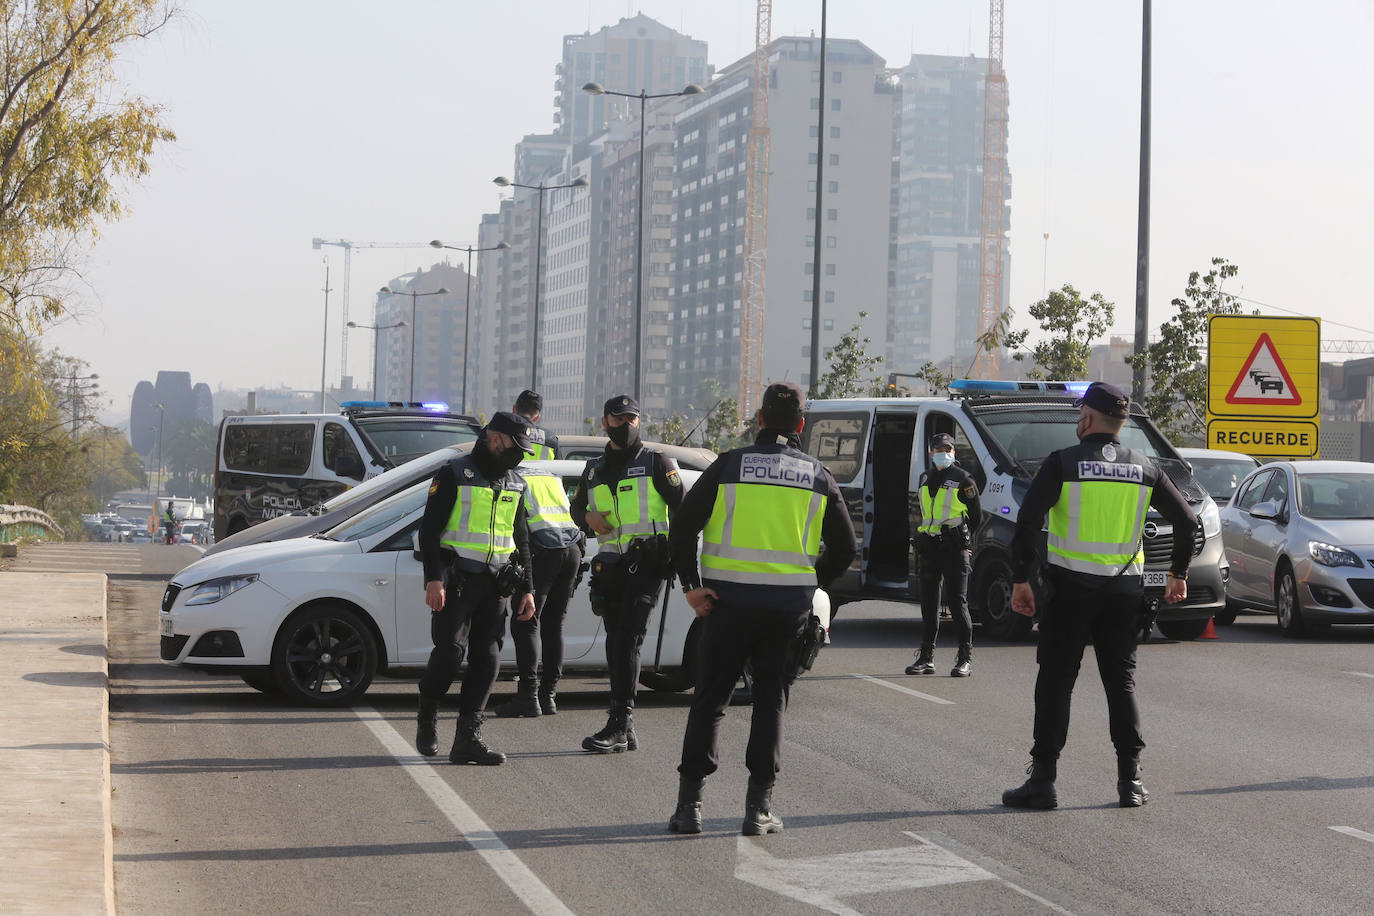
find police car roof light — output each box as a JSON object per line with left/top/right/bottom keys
{"left": 948, "top": 379, "right": 1091, "bottom": 396}
{"left": 420, "top": 401, "right": 449, "bottom": 412}
{"left": 340, "top": 400, "right": 388, "bottom": 409}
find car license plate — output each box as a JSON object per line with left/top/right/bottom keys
{"left": 159, "top": 615, "right": 175, "bottom": 638}
{"left": 1143, "top": 571, "right": 1167, "bottom": 588}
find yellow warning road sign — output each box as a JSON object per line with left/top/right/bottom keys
{"left": 1208, "top": 315, "right": 1320, "bottom": 419}
{"left": 1206, "top": 419, "right": 1319, "bottom": 458}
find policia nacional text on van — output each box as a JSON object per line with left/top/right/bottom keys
{"left": 415, "top": 412, "right": 537, "bottom": 766}
{"left": 667, "top": 382, "right": 857, "bottom": 835}
{"left": 1001, "top": 382, "right": 1197, "bottom": 810}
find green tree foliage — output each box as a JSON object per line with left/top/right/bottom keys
{"left": 84, "top": 424, "right": 144, "bottom": 508}
{"left": 1, "top": 0, "right": 176, "bottom": 331}
{"left": 649, "top": 379, "right": 744, "bottom": 453}
{"left": 813, "top": 311, "right": 886, "bottom": 399}
{"left": 1015, "top": 284, "right": 1115, "bottom": 381}
{"left": 161, "top": 418, "right": 215, "bottom": 499}
{"left": 1130, "top": 258, "right": 1251, "bottom": 443}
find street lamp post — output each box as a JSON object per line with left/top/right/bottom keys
{"left": 493, "top": 175, "right": 589, "bottom": 390}
{"left": 320, "top": 257, "right": 332, "bottom": 412}
{"left": 378, "top": 286, "right": 449, "bottom": 401}
{"left": 153, "top": 403, "right": 165, "bottom": 503}
{"left": 582, "top": 81, "right": 702, "bottom": 401}
{"left": 430, "top": 239, "right": 510, "bottom": 414}
{"left": 347, "top": 320, "right": 407, "bottom": 400}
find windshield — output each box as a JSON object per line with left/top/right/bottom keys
{"left": 355, "top": 417, "right": 478, "bottom": 464}
{"left": 1297, "top": 473, "right": 1374, "bottom": 520}
{"left": 324, "top": 481, "right": 430, "bottom": 542}
{"left": 1187, "top": 456, "right": 1259, "bottom": 501}
{"left": 977, "top": 409, "right": 1172, "bottom": 471}
{"left": 306, "top": 448, "right": 456, "bottom": 516}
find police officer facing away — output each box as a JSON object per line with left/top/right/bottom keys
{"left": 1001, "top": 382, "right": 1196, "bottom": 809}
{"left": 415, "top": 411, "right": 537, "bottom": 766}
{"left": 514, "top": 388, "right": 559, "bottom": 459}
{"left": 907, "top": 432, "right": 982, "bottom": 677}
{"left": 667, "top": 382, "right": 857, "bottom": 836}
{"left": 570, "top": 395, "right": 684, "bottom": 753}
{"left": 492, "top": 462, "right": 585, "bottom": 718}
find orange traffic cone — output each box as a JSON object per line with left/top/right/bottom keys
{"left": 1200, "top": 618, "right": 1218, "bottom": 639}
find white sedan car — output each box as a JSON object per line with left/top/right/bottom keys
{"left": 159, "top": 459, "right": 828, "bottom": 706}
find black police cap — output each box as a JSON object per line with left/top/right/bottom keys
{"left": 760, "top": 381, "right": 805, "bottom": 416}
{"left": 1075, "top": 381, "right": 1130, "bottom": 418}
{"left": 603, "top": 394, "right": 640, "bottom": 417}
{"left": 930, "top": 433, "right": 956, "bottom": 450}
{"left": 484, "top": 410, "right": 535, "bottom": 451}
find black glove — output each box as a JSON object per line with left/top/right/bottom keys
{"left": 1138, "top": 599, "right": 1159, "bottom": 643}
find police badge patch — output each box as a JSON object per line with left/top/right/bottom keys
{"left": 1102, "top": 444, "right": 1117, "bottom": 461}
{"left": 667, "top": 470, "right": 681, "bottom": 487}
{"left": 463, "top": 468, "right": 474, "bottom": 478}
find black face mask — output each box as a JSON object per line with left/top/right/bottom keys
{"left": 496, "top": 445, "right": 526, "bottom": 471}
{"left": 606, "top": 422, "right": 639, "bottom": 449}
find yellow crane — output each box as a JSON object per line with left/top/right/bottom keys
{"left": 974, "top": 0, "right": 1008, "bottom": 378}
{"left": 739, "top": 0, "right": 771, "bottom": 418}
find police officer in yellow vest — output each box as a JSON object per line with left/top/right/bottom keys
{"left": 666, "top": 382, "right": 857, "bottom": 836}
{"left": 1002, "top": 382, "right": 1197, "bottom": 809}
{"left": 907, "top": 432, "right": 983, "bottom": 677}
{"left": 415, "top": 411, "right": 537, "bottom": 766}
{"left": 492, "top": 460, "right": 585, "bottom": 718}
{"left": 569, "top": 394, "right": 684, "bottom": 753}
{"left": 513, "top": 389, "right": 559, "bottom": 459}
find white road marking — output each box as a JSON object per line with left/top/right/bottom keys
{"left": 735, "top": 831, "right": 1077, "bottom": 915}
{"left": 355, "top": 707, "right": 573, "bottom": 916}
{"left": 851, "top": 673, "right": 954, "bottom": 705}
{"left": 1342, "top": 671, "right": 1374, "bottom": 680}
{"left": 1331, "top": 826, "right": 1374, "bottom": 844}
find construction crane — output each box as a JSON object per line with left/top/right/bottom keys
{"left": 1322, "top": 339, "right": 1374, "bottom": 355}
{"left": 973, "top": 0, "right": 1008, "bottom": 379}
{"left": 738, "top": 0, "right": 771, "bottom": 419}
{"left": 310, "top": 238, "right": 433, "bottom": 382}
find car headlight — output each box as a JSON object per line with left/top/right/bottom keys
{"left": 1308, "top": 541, "right": 1362, "bottom": 569}
{"left": 1199, "top": 497, "right": 1221, "bottom": 539}
{"left": 183, "top": 574, "right": 260, "bottom": 606}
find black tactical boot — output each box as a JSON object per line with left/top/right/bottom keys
{"left": 581, "top": 703, "right": 631, "bottom": 753}
{"left": 951, "top": 645, "right": 972, "bottom": 678}
{"left": 742, "top": 781, "right": 783, "bottom": 835}
{"left": 415, "top": 696, "right": 439, "bottom": 757}
{"left": 448, "top": 713, "right": 506, "bottom": 766}
{"left": 1118, "top": 758, "right": 1149, "bottom": 808}
{"left": 1002, "top": 758, "right": 1058, "bottom": 810}
{"left": 537, "top": 681, "right": 558, "bottom": 716}
{"left": 492, "top": 679, "right": 542, "bottom": 718}
{"left": 905, "top": 646, "right": 936, "bottom": 675}
{"left": 668, "top": 777, "right": 705, "bottom": 835}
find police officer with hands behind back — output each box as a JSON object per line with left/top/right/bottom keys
{"left": 570, "top": 395, "right": 684, "bottom": 754}
{"left": 666, "top": 382, "right": 857, "bottom": 836}
{"left": 415, "top": 411, "right": 537, "bottom": 766}
{"left": 907, "top": 432, "right": 982, "bottom": 677}
{"left": 1001, "top": 382, "right": 1196, "bottom": 810}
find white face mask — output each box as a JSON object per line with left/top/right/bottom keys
{"left": 931, "top": 451, "right": 955, "bottom": 470}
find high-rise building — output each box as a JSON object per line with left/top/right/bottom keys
{"left": 555, "top": 15, "right": 709, "bottom": 147}
{"left": 891, "top": 54, "right": 1011, "bottom": 375}
{"left": 669, "top": 37, "right": 895, "bottom": 404}
{"left": 539, "top": 153, "right": 598, "bottom": 431}
{"left": 373, "top": 263, "right": 468, "bottom": 408}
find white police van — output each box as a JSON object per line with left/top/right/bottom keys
{"left": 213, "top": 401, "right": 479, "bottom": 542}
{"left": 802, "top": 380, "right": 1228, "bottom": 640}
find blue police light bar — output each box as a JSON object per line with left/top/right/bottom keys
{"left": 340, "top": 400, "right": 388, "bottom": 409}
{"left": 420, "top": 401, "right": 449, "bottom": 412}
{"left": 948, "top": 379, "right": 1091, "bottom": 396}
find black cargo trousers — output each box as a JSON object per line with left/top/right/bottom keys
{"left": 508, "top": 542, "right": 582, "bottom": 685}
{"left": 915, "top": 529, "right": 972, "bottom": 649}
{"left": 418, "top": 566, "right": 506, "bottom": 717}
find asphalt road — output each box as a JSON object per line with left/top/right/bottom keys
{"left": 76, "top": 544, "right": 1374, "bottom": 915}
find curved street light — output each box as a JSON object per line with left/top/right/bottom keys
{"left": 347, "top": 320, "right": 407, "bottom": 400}
{"left": 492, "top": 175, "right": 589, "bottom": 389}
{"left": 582, "top": 81, "right": 703, "bottom": 401}
{"left": 430, "top": 239, "right": 510, "bottom": 414}
{"left": 378, "top": 286, "right": 450, "bottom": 400}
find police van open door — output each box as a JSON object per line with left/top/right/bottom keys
{"left": 862, "top": 408, "right": 919, "bottom": 596}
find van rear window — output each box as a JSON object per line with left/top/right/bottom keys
{"left": 223, "top": 423, "right": 314, "bottom": 475}
{"left": 804, "top": 413, "right": 867, "bottom": 484}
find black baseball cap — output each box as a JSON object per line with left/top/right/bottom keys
{"left": 603, "top": 394, "right": 640, "bottom": 417}
{"left": 485, "top": 410, "right": 534, "bottom": 451}
{"left": 514, "top": 389, "right": 543, "bottom": 414}
{"left": 930, "top": 433, "right": 956, "bottom": 450}
{"left": 1075, "top": 381, "right": 1130, "bottom": 419}
{"left": 760, "top": 381, "right": 805, "bottom": 417}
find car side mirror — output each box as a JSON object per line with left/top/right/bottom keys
{"left": 1249, "top": 500, "right": 1279, "bottom": 521}
{"left": 411, "top": 529, "right": 422, "bottom": 559}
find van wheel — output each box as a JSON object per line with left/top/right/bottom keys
{"left": 639, "top": 618, "right": 703, "bottom": 693}
{"left": 226, "top": 517, "right": 248, "bottom": 537}
{"left": 270, "top": 604, "right": 377, "bottom": 706}
{"left": 973, "top": 555, "right": 1033, "bottom": 641}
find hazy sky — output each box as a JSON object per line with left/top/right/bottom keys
{"left": 47, "top": 0, "right": 1374, "bottom": 424}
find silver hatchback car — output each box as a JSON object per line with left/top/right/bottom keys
{"left": 1220, "top": 460, "right": 1374, "bottom": 635}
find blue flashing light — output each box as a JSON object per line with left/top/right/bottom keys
{"left": 420, "top": 401, "right": 449, "bottom": 412}
{"left": 949, "top": 379, "right": 1091, "bottom": 396}
{"left": 1000, "top": 506, "right": 1011, "bottom": 514}
{"left": 340, "top": 400, "right": 387, "bottom": 409}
